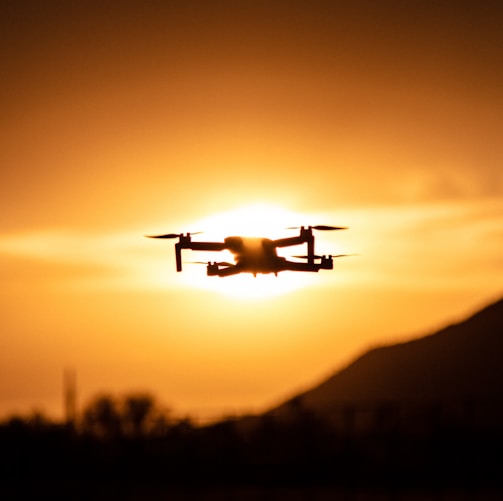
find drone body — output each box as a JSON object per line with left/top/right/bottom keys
{"left": 146, "top": 226, "right": 349, "bottom": 277}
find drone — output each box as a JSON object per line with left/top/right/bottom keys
{"left": 146, "top": 225, "right": 351, "bottom": 277}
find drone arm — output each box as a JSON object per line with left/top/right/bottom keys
{"left": 272, "top": 236, "right": 307, "bottom": 248}
{"left": 273, "top": 232, "right": 316, "bottom": 264}
{"left": 175, "top": 241, "right": 226, "bottom": 272}
{"left": 281, "top": 257, "right": 333, "bottom": 272}
{"left": 186, "top": 242, "right": 227, "bottom": 251}
{"left": 215, "top": 265, "right": 241, "bottom": 277}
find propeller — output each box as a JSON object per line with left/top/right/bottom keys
{"left": 312, "top": 225, "right": 348, "bottom": 231}
{"left": 145, "top": 232, "right": 202, "bottom": 239}
{"left": 293, "top": 254, "right": 357, "bottom": 259}
{"left": 187, "top": 261, "right": 234, "bottom": 267}
{"left": 286, "top": 225, "right": 348, "bottom": 231}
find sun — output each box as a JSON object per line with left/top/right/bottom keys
{"left": 176, "top": 203, "right": 318, "bottom": 299}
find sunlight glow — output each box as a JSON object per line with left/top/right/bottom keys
{"left": 194, "top": 203, "right": 311, "bottom": 239}
{"left": 180, "top": 263, "right": 317, "bottom": 300}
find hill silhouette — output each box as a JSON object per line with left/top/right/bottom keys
{"left": 272, "top": 296, "right": 503, "bottom": 417}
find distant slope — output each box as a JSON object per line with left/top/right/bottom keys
{"left": 273, "top": 297, "right": 503, "bottom": 416}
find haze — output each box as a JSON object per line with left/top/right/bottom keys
{"left": 1, "top": 1, "right": 502, "bottom": 421}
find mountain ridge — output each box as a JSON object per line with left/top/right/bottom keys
{"left": 271, "top": 296, "right": 503, "bottom": 417}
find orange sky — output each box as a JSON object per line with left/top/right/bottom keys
{"left": 1, "top": 1, "right": 502, "bottom": 421}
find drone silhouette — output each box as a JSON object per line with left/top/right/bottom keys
{"left": 146, "top": 225, "right": 351, "bottom": 277}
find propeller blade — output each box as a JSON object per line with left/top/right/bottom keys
{"left": 312, "top": 225, "right": 348, "bottom": 231}
{"left": 145, "top": 231, "right": 203, "bottom": 239}
{"left": 186, "top": 261, "right": 234, "bottom": 266}
{"left": 145, "top": 233, "right": 181, "bottom": 239}
{"left": 286, "top": 225, "right": 348, "bottom": 231}
{"left": 293, "top": 253, "right": 357, "bottom": 259}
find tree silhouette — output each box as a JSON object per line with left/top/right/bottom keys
{"left": 121, "top": 392, "right": 157, "bottom": 437}
{"left": 82, "top": 393, "right": 121, "bottom": 438}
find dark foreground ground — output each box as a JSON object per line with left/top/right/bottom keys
{"left": 5, "top": 485, "right": 503, "bottom": 501}
{"left": 2, "top": 401, "right": 503, "bottom": 500}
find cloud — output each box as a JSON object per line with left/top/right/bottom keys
{"left": 321, "top": 198, "right": 503, "bottom": 292}
{"left": 0, "top": 229, "right": 169, "bottom": 291}
{"left": 395, "top": 168, "right": 503, "bottom": 202}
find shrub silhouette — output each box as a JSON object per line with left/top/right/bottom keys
{"left": 81, "top": 392, "right": 169, "bottom": 438}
